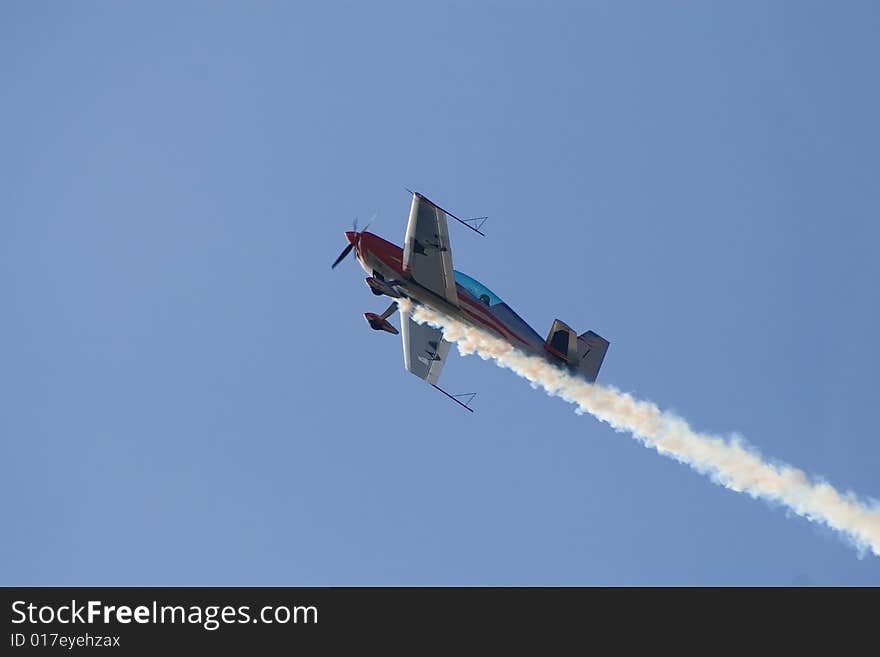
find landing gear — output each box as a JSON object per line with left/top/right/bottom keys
{"left": 364, "top": 301, "right": 399, "bottom": 335}
{"left": 365, "top": 276, "right": 402, "bottom": 298}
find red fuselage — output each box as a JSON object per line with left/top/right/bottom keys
{"left": 348, "top": 231, "right": 545, "bottom": 353}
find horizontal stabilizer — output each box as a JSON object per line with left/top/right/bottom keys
{"left": 544, "top": 319, "right": 578, "bottom": 363}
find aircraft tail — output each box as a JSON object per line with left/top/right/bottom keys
{"left": 544, "top": 319, "right": 609, "bottom": 382}
{"left": 576, "top": 330, "right": 609, "bottom": 383}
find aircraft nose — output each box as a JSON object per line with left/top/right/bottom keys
{"left": 344, "top": 231, "right": 358, "bottom": 245}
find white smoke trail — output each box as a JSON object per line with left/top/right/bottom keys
{"left": 398, "top": 298, "right": 880, "bottom": 557}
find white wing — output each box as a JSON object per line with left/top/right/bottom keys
{"left": 400, "top": 310, "right": 451, "bottom": 385}
{"left": 402, "top": 193, "right": 459, "bottom": 306}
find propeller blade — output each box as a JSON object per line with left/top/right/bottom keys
{"left": 331, "top": 243, "right": 354, "bottom": 269}
{"left": 362, "top": 211, "right": 377, "bottom": 233}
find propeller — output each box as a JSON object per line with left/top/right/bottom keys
{"left": 357, "top": 213, "right": 375, "bottom": 234}
{"left": 331, "top": 243, "right": 354, "bottom": 269}
{"left": 330, "top": 214, "right": 376, "bottom": 269}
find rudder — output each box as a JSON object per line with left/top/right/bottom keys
{"left": 576, "top": 330, "right": 609, "bottom": 382}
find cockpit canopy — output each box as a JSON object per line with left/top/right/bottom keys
{"left": 453, "top": 270, "right": 545, "bottom": 348}
{"left": 453, "top": 270, "right": 502, "bottom": 306}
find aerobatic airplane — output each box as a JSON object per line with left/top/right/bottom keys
{"left": 332, "top": 191, "right": 609, "bottom": 411}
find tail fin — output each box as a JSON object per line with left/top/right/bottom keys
{"left": 576, "top": 331, "right": 609, "bottom": 383}
{"left": 544, "top": 320, "right": 610, "bottom": 382}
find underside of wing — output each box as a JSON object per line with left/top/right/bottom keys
{"left": 402, "top": 193, "right": 459, "bottom": 306}
{"left": 400, "top": 309, "right": 451, "bottom": 386}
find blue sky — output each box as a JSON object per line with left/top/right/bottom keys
{"left": 2, "top": 2, "right": 878, "bottom": 585}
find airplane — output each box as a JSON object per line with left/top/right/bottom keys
{"left": 331, "top": 191, "right": 610, "bottom": 411}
